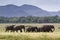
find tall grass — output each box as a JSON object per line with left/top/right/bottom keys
{"left": 0, "top": 32, "right": 60, "bottom": 40}
{"left": 0, "top": 23, "right": 60, "bottom": 40}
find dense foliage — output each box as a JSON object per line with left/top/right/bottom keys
{"left": 0, "top": 15, "right": 60, "bottom": 23}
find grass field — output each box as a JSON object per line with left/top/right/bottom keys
{"left": 0, "top": 23, "right": 60, "bottom": 40}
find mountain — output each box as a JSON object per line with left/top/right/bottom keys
{"left": 0, "top": 4, "right": 29, "bottom": 17}
{"left": 0, "top": 4, "right": 60, "bottom": 17}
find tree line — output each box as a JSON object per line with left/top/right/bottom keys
{"left": 0, "top": 15, "right": 60, "bottom": 23}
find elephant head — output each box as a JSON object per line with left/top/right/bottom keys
{"left": 49, "top": 25, "right": 55, "bottom": 32}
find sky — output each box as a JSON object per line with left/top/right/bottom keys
{"left": 0, "top": 0, "right": 60, "bottom": 11}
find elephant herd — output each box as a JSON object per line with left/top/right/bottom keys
{"left": 5, "top": 25, "right": 55, "bottom": 32}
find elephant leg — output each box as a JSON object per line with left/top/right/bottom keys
{"left": 5, "top": 29, "right": 8, "bottom": 32}
{"left": 12, "top": 30, "right": 15, "bottom": 32}
{"left": 26, "top": 30, "right": 30, "bottom": 32}
{"left": 11, "top": 30, "right": 14, "bottom": 32}
{"left": 20, "top": 29, "right": 22, "bottom": 32}
{"left": 47, "top": 30, "right": 49, "bottom": 32}
{"left": 35, "top": 29, "right": 37, "bottom": 32}
{"left": 24, "top": 29, "right": 25, "bottom": 32}
{"left": 5, "top": 30, "right": 8, "bottom": 32}
{"left": 6, "top": 30, "right": 9, "bottom": 32}
{"left": 26, "top": 30, "right": 28, "bottom": 32}
{"left": 11, "top": 30, "right": 13, "bottom": 32}
{"left": 16, "top": 30, "right": 18, "bottom": 32}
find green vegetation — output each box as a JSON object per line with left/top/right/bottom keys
{"left": 0, "top": 15, "right": 60, "bottom": 23}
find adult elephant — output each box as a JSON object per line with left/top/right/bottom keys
{"left": 5, "top": 25, "right": 15, "bottom": 32}
{"left": 14, "top": 25, "right": 25, "bottom": 32}
{"left": 37, "top": 27, "right": 43, "bottom": 32}
{"left": 39, "top": 25, "right": 55, "bottom": 32}
{"left": 26, "top": 26, "right": 37, "bottom": 32}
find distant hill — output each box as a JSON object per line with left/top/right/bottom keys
{"left": 0, "top": 4, "right": 60, "bottom": 17}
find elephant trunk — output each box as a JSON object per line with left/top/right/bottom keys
{"left": 51, "top": 28, "right": 55, "bottom": 32}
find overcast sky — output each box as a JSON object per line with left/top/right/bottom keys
{"left": 0, "top": 0, "right": 60, "bottom": 11}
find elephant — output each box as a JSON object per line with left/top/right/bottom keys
{"left": 26, "top": 26, "right": 37, "bottom": 32}
{"left": 5, "top": 25, "right": 15, "bottom": 32}
{"left": 37, "top": 27, "right": 43, "bottom": 32}
{"left": 14, "top": 25, "right": 25, "bottom": 32}
{"left": 37, "top": 25, "right": 55, "bottom": 32}
{"left": 41, "top": 25, "right": 55, "bottom": 32}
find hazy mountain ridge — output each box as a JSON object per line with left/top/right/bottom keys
{"left": 0, "top": 4, "right": 59, "bottom": 17}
